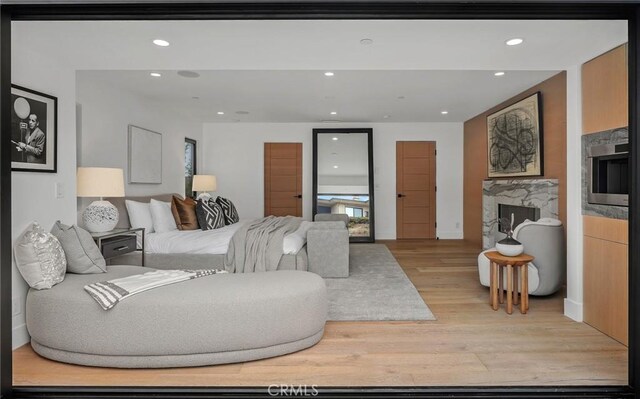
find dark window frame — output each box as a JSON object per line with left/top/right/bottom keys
{"left": 1, "top": 2, "right": 639, "bottom": 398}
{"left": 185, "top": 137, "right": 197, "bottom": 198}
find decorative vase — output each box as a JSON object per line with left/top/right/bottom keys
{"left": 496, "top": 235, "right": 524, "bottom": 257}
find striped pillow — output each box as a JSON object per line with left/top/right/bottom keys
{"left": 196, "top": 199, "right": 226, "bottom": 230}
{"left": 215, "top": 196, "right": 240, "bottom": 225}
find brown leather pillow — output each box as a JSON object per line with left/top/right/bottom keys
{"left": 171, "top": 196, "right": 199, "bottom": 230}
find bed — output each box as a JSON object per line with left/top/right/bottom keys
{"left": 106, "top": 194, "right": 312, "bottom": 270}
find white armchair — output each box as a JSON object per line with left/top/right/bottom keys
{"left": 477, "top": 218, "right": 565, "bottom": 296}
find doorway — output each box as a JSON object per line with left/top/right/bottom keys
{"left": 396, "top": 141, "right": 437, "bottom": 239}
{"left": 264, "top": 142, "right": 302, "bottom": 217}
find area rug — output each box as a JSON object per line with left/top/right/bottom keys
{"left": 324, "top": 244, "right": 436, "bottom": 321}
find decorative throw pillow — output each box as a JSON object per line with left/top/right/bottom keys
{"left": 14, "top": 222, "right": 66, "bottom": 290}
{"left": 125, "top": 200, "right": 154, "bottom": 233}
{"left": 170, "top": 196, "right": 199, "bottom": 230}
{"left": 216, "top": 196, "right": 240, "bottom": 225}
{"left": 149, "top": 199, "right": 178, "bottom": 233}
{"left": 51, "top": 221, "right": 106, "bottom": 274}
{"left": 196, "top": 198, "right": 226, "bottom": 230}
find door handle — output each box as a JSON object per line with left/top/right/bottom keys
{"left": 397, "top": 193, "right": 406, "bottom": 198}
{"left": 293, "top": 194, "right": 302, "bottom": 198}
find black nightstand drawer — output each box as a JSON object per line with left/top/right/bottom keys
{"left": 101, "top": 235, "right": 137, "bottom": 258}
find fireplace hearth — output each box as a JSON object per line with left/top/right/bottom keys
{"left": 483, "top": 179, "right": 559, "bottom": 249}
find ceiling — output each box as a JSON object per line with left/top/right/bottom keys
{"left": 15, "top": 19, "right": 628, "bottom": 123}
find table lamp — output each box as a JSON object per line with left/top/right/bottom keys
{"left": 192, "top": 175, "right": 217, "bottom": 200}
{"left": 77, "top": 167, "right": 125, "bottom": 233}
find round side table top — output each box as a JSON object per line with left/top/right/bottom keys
{"left": 484, "top": 251, "right": 534, "bottom": 266}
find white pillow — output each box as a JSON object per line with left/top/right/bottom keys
{"left": 125, "top": 200, "right": 154, "bottom": 233}
{"left": 150, "top": 199, "right": 178, "bottom": 233}
{"left": 14, "top": 222, "right": 66, "bottom": 290}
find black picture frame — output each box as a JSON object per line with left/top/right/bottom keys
{"left": 487, "top": 91, "right": 543, "bottom": 178}
{"left": 313, "top": 128, "right": 375, "bottom": 243}
{"left": 10, "top": 84, "right": 57, "bottom": 173}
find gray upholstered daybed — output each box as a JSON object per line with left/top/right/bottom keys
{"left": 27, "top": 265, "right": 327, "bottom": 368}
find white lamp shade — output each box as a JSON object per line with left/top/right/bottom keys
{"left": 192, "top": 175, "right": 217, "bottom": 192}
{"left": 77, "top": 167, "right": 125, "bottom": 198}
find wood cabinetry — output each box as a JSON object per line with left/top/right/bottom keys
{"left": 582, "top": 44, "right": 628, "bottom": 135}
{"left": 583, "top": 215, "right": 628, "bottom": 345}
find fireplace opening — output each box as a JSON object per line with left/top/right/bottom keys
{"left": 498, "top": 204, "right": 540, "bottom": 233}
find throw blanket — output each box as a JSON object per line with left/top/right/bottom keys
{"left": 225, "top": 216, "right": 302, "bottom": 273}
{"left": 85, "top": 269, "right": 226, "bottom": 310}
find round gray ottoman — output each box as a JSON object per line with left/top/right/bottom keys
{"left": 27, "top": 265, "right": 327, "bottom": 368}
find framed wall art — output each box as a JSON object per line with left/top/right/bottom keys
{"left": 487, "top": 92, "right": 543, "bottom": 178}
{"left": 11, "top": 85, "right": 57, "bottom": 173}
{"left": 128, "top": 125, "right": 162, "bottom": 184}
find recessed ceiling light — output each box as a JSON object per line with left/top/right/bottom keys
{"left": 506, "top": 38, "right": 524, "bottom": 46}
{"left": 441, "top": 110, "right": 449, "bottom": 115}
{"left": 153, "top": 39, "right": 170, "bottom": 47}
{"left": 330, "top": 111, "right": 337, "bottom": 115}
{"left": 333, "top": 165, "right": 339, "bottom": 169}
{"left": 332, "top": 137, "right": 339, "bottom": 141}
{"left": 217, "top": 111, "right": 224, "bottom": 115}
{"left": 324, "top": 72, "right": 335, "bottom": 77}
{"left": 494, "top": 71, "right": 505, "bottom": 76}
{"left": 150, "top": 72, "right": 161, "bottom": 77}
{"left": 177, "top": 70, "right": 200, "bottom": 78}
{"left": 360, "top": 38, "right": 373, "bottom": 45}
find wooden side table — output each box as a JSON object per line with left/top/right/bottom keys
{"left": 484, "top": 251, "right": 534, "bottom": 314}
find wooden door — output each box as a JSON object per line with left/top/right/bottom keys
{"left": 396, "top": 141, "right": 436, "bottom": 239}
{"left": 264, "top": 143, "right": 303, "bottom": 217}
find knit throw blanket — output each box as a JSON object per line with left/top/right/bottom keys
{"left": 224, "top": 216, "right": 302, "bottom": 273}
{"left": 85, "top": 269, "right": 227, "bottom": 310}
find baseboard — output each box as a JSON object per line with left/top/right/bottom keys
{"left": 375, "top": 231, "right": 464, "bottom": 240}
{"left": 13, "top": 322, "right": 30, "bottom": 349}
{"left": 564, "top": 298, "right": 583, "bottom": 322}
{"left": 437, "top": 231, "right": 464, "bottom": 240}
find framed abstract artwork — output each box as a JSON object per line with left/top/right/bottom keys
{"left": 11, "top": 85, "right": 57, "bottom": 173}
{"left": 487, "top": 92, "right": 543, "bottom": 178}
{"left": 128, "top": 125, "right": 162, "bottom": 184}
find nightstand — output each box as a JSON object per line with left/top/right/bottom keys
{"left": 90, "top": 227, "right": 145, "bottom": 266}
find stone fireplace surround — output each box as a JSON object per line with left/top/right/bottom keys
{"left": 482, "top": 179, "right": 559, "bottom": 249}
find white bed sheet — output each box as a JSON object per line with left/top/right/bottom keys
{"left": 145, "top": 220, "right": 312, "bottom": 255}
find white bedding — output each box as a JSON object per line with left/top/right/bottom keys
{"left": 145, "top": 220, "right": 313, "bottom": 255}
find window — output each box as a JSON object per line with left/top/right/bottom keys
{"left": 346, "top": 207, "right": 364, "bottom": 218}
{"left": 184, "top": 138, "right": 197, "bottom": 198}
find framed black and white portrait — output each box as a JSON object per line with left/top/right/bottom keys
{"left": 487, "top": 92, "right": 543, "bottom": 178}
{"left": 11, "top": 85, "right": 57, "bottom": 173}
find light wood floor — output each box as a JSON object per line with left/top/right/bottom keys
{"left": 13, "top": 240, "right": 627, "bottom": 386}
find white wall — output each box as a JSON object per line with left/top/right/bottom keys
{"left": 11, "top": 48, "right": 78, "bottom": 349}
{"left": 201, "top": 122, "right": 464, "bottom": 239}
{"left": 564, "top": 66, "right": 584, "bottom": 321}
{"left": 76, "top": 74, "right": 203, "bottom": 200}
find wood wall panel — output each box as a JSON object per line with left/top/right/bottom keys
{"left": 463, "top": 72, "right": 567, "bottom": 244}
{"left": 582, "top": 44, "right": 628, "bottom": 135}
{"left": 583, "top": 235, "right": 628, "bottom": 345}
{"left": 583, "top": 215, "right": 628, "bottom": 245}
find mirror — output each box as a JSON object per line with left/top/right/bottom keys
{"left": 313, "top": 128, "right": 374, "bottom": 242}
